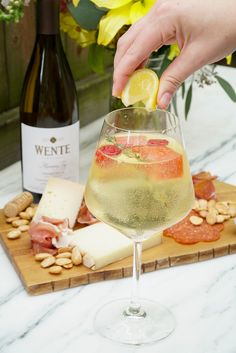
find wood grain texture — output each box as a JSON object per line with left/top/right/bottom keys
{"left": 4, "top": 3, "right": 36, "bottom": 108}
{"left": 0, "top": 119, "right": 20, "bottom": 171}
{"left": 0, "top": 181, "right": 236, "bottom": 296}
{"left": 0, "top": 23, "right": 9, "bottom": 112}
{"left": 0, "top": 6, "right": 113, "bottom": 114}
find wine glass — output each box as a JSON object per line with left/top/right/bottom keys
{"left": 85, "top": 107, "right": 194, "bottom": 345}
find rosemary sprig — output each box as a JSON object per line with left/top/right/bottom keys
{"left": 123, "top": 148, "right": 145, "bottom": 162}
{"left": 105, "top": 135, "right": 146, "bottom": 161}
{"left": 105, "top": 135, "right": 117, "bottom": 144}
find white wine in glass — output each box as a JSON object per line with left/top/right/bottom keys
{"left": 85, "top": 108, "right": 194, "bottom": 344}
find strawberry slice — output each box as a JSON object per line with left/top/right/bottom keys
{"left": 147, "top": 139, "right": 169, "bottom": 146}
{"left": 116, "top": 135, "right": 147, "bottom": 147}
{"left": 96, "top": 144, "right": 121, "bottom": 166}
{"left": 132, "top": 145, "right": 183, "bottom": 179}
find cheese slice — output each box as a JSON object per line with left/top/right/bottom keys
{"left": 71, "top": 223, "right": 162, "bottom": 270}
{"left": 34, "top": 178, "right": 84, "bottom": 228}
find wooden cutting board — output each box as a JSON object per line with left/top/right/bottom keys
{"left": 0, "top": 180, "right": 236, "bottom": 296}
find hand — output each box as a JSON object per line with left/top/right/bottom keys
{"left": 113, "top": 0, "right": 236, "bottom": 109}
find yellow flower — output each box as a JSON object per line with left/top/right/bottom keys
{"left": 130, "top": 0, "right": 155, "bottom": 23}
{"left": 226, "top": 55, "right": 232, "bottom": 65}
{"left": 72, "top": 0, "right": 80, "bottom": 6}
{"left": 168, "top": 44, "right": 180, "bottom": 60}
{"left": 168, "top": 45, "right": 232, "bottom": 67}
{"left": 97, "top": 4, "right": 131, "bottom": 46}
{"left": 92, "top": 0, "right": 156, "bottom": 46}
{"left": 90, "top": 0, "right": 131, "bottom": 8}
{"left": 60, "top": 13, "right": 96, "bottom": 47}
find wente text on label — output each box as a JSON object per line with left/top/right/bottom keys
{"left": 35, "top": 144, "right": 71, "bottom": 156}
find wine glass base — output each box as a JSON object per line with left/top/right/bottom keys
{"left": 94, "top": 298, "right": 176, "bottom": 345}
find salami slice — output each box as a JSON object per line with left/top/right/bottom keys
{"left": 164, "top": 211, "right": 224, "bottom": 244}
{"left": 192, "top": 171, "right": 217, "bottom": 181}
{"left": 192, "top": 172, "right": 216, "bottom": 200}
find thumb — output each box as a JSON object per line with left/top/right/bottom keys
{"left": 157, "top": 47, "right": 201, "bottom": 109}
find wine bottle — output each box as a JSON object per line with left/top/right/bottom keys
{"left": 20, "top": 0, "right": 80, "bottom": 203}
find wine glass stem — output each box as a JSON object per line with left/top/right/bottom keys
{"left": 125, "top": 240, "right": 145, "bottom": 317}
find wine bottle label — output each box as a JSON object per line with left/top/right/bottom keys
{"left": 21, "top": 122, "right": 80, "bottom": 194}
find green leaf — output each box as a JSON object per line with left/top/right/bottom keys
{"left": 160, "top": 57, "right": 171, "bottom": 75}
{"left": 148, "top": 49, "right": 170, "bottom": 77}
{"left": 215, "top": 75, "right": 236, "bottom": 102}
{"left": 157, "top": 53, "right": 171, "bottom": 77}
{"left": 68, "top": 0, "right": 107, "bottom": 30}
{"left": 181, "top": 82, "right": 185, "bottom": 99}
{"left": 172, "top": 93, "right": 178, "bottom": 117}
{"left": 88, "top": 44, "right": 106, "bottom": 74}
{"left": 185, "top": 84, "right": 192, "bottom": 120}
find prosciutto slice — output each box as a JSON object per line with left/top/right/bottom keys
{"left": 77, "top": 200, "right": 98, "bottom": 225}
{"left": 29, "top": 217, "right": 70, "bottom": 254}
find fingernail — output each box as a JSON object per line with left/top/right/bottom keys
{"left": 112, "top": 87, "right": 121, "bottom": 98}
{"left": 112, "top": 87, "right": 118, "bottom": 97}
{"left": 158, "top": 92, "right": 172, "bottom": 109}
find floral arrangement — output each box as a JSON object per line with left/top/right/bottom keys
{"left": 0, "top": 0, "right": 29, "bottom": 22}
{"left": 1, "top": 0, "right": 236, "bottom": 118}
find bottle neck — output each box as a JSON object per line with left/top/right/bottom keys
{"left": 37, "top": 0, "right": 59, "bottom": 35}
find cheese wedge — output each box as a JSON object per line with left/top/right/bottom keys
{"left": 71, "top": 223, "right": 162, "bottom": 270}
{"left": 34, "top": 178, "right": 84, "bottom": 228}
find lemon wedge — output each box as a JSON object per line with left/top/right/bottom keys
{"left": 121, "top": 68, "right": 159, "bottom": 111}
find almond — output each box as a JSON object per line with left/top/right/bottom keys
{"left": 58, "top": 247, "right": 72, "bottom": 254}
{"left": 7, "top": 229, "right": 21, "bottom": 239}
{"left": 49, "top": 266, "right": 62, "bottom": 275}
{"left": 72, "top": 246, "right": 82, "bottom": 265}
{"left": 12, "top": 219, "right": 29, "bottom": 227}
{"left": 199, "top": 210, "right": 208, "bottom": 218}
{"left": 35, "top": 253, "right": 52, "bottom": 261}
{"left": 26, "top": 207, "right": 35, "bottom": 218}
{"left": 6, "top": 217, "right": 20, "bottom": 223}
{"left": 207, "top": 199, "right": 216, "bottom": 209}
{"left": 224, "top": 215, "right": 231, "bottom": 220}
{"left": 192, "top": 200, "right": 200, "bottom": 211}
{"left": 56, "top": 252, "right": 72, "bottom": 259}
{"left": 190, "top": 215, "right": 203, "bottom": 226}
{"left": 18, "top": 225, "right": 30, "bottom": 232}
{"left": 40, "top": 256, "right": 56, "bottom": 268}
{"left": 19, "top": 212, "right": 31, "bottom": 220}
{"left": 206, "top": 213, "right": 216, "bottom": 225}
{"left": 208, "top": 208, "right": 218, "bottom": 217}
{"left": 198, "top": 199, "right": 208, "bottom": 211}
{"left": 216, "top": 215, "right": 225, "bottom": 223}
{"left": 215, "top": 203, "right": 229, "bottom": 215}
{"left": 63, "top": 263, "right": 73, "bottom": 269}
{"left": 55, "top": 258, "right": 72, "bottom": 266}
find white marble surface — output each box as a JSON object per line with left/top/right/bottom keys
{"left": 0, "top": 66, "right": 236, "bottom": 353}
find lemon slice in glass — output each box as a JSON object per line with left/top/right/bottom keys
{"left": 121, "top": 68, "right": 159, "bottom": 111}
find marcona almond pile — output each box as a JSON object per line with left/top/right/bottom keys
{"left": 191, "top": 199, "right": 236, "bottom": 226}
{"left": 6, "top": 206, "right": 36, "bottom": 240}
{"left": 34, "top": 246, "right": 82, "bottom": 275}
